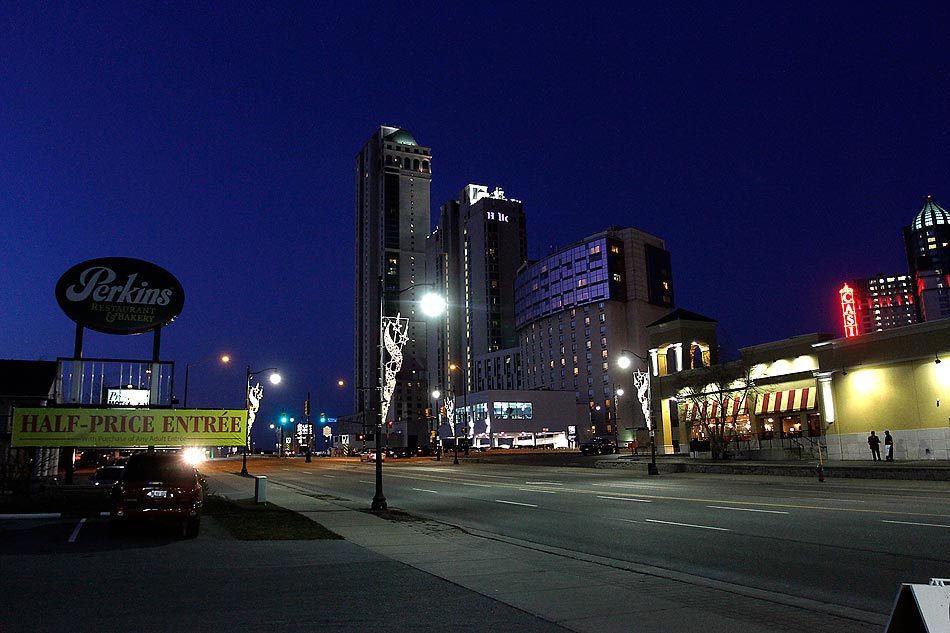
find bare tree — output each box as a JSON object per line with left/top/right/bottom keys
{"left": 673, "top": 360, "right": 758, "bottom": 460}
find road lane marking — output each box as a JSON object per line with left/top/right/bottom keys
{"left": 322, "top": 474, "right": 336, "bottom": 478}
{"left": 882, "top": 520, "right": 950, "bottom": 529}
{"left": 598, "top": 495, "right": 651, "bottom": 503}
{"left": 495, "top": 500, "right": 538, "bottom": 508}
{"left": 68, "top": 518, "right": 86, "bottom": 543}
{"left": 708, "top": 505, "right": 789, "bottom": 514}
{"left": 645, "top": 518, "right": 728, "bottom": 531}
{"left": 412, "top": 488, "right": 439, "bottom": 494}
{"left": 462, "top": 482, "right": 493, "bottom": 487}
{"left": 359, "top": 480, "right": 374, "bottom": 484}
{"left": 302, "top": 471, "right": 312, "bottom": 474}
{"left": 518, "top": 488, "right": 557, "bottom": 493}
{"left": 524, "top": 481, "right": 563, "bottom": 485}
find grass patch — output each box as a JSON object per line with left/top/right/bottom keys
{"left": 203, "top": 495, "right": 342, "bottom": 540}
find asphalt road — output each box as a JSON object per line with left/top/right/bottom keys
{"left": 230, "top": 454, "right": 950, "bottom": 617}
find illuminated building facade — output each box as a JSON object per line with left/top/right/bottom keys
{"left": 354, "top": 126, "right": 434, "bottom": 446}
{"left": 650, "top": 318, "right": 950, "bottom": 462}
{"left": 515, "top": 226, "right": 674, "bottom": 443}
{"left": 840, "top": 275, "right": 918, "bottom": 336}
{"left": 426, "top": 185, "right": 528, "bottom": 409}
{"left": 904, "top": 195, "right": 950, "bottom": 322}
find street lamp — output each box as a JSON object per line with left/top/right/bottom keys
{"left": 449, "top": 362, "right": 468, "bottom": 465}
{"left": 431, "top": 389, "right": 441, "bottom": 461}
{"left": 373, "top": 278, "right": 445, "bottom": 511}
{"left": 241, "top": 365, "right": 281, "bottom": 477}
{"left": 183, "top": 354, "right": 230, "bottom": 408}
{"left": 613, "top": 386, "right": 624, "bottom": 450}
{"left": 617, "top": 351, "right": 659, "bottom": 475}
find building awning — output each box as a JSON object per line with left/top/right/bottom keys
{"left": 754, "top": 387, "right": 817, "bottom": 415}
{"left": 681, "top": 397, "right": 748, "bottom": 422}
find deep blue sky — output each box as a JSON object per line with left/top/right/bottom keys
{"left": 2, "top": 2, "right": 947, "bottom": 444}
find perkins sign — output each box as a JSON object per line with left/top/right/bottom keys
{"left": 55, "top": 257, "right": 185, "bottom": 334}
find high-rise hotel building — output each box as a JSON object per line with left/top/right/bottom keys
{"left": 515, "top": 226, "right": 674, "bottom": 440}
{"left": 427, "top": 185, "right": 527, "bottom": 401}
{"left": 354, "top": 126, "right": 434, "bottom": 445}
{"left": 904, "top": 195, "right": 950, "bottom": 322}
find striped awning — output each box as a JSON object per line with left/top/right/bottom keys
{"left": 754, "top": 388, "right": 817, "bottom": 414}
{"left": 681, "top": 397, "right": 749, "bottom": 422}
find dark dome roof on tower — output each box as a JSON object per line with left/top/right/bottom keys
{"left": 383, "top": 128, "right": 417, "bottom": 146}
{"left": 912, "top": 195, "right": 950, "bottom": 231}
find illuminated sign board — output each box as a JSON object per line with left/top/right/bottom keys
{"left": 55, "top": 257, "right": 185, "bottom": 334}
{"left": 107, "top": 387, "right": 150, "bottom": 406}
{"left": 486, "top": 211, "right": 509, "bottom": 222}
{"left": 11, "top": 408, "right": 246, "bottom": 447}
{"left": 839, "top": 283, "right": 859, "bottom": 338}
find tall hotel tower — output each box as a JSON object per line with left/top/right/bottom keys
{"left": 427, "top": 185, "right": 528, "bottom": 398}
{"left": 354, "top": 126, "right": 433, "bottom": 446}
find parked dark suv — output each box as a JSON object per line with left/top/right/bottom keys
{"left": 579, "top": 437, "right": 617, "bottom": 455}
{"left": 110, "top": 452, "right": 203, "bottom": 538}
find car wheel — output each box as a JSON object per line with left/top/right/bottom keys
{"left": 184, "top": 517, "right": 200, "bottom": 539}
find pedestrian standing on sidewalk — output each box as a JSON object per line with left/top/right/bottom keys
{"left": 868, "top": 430, "right": 882, "bottom": 460}
{"left": 884, "top": 430, "right": 894, "bottom": 461}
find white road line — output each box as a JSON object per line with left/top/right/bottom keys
{"left": 302, "top": 471, "right": 312, "bottom": 474}
{"left": 412, "top": 488, "right": 439, "bottom": 494}
{"left": 598, "top": 495, "right": 651, "bottom": 503}
{"left": 462, "top": 482, "right": 493, "bottom": 487}
{"left": 524, "top": 481, "right": 563, "bottom": 485}
{"left": 708, "top": 505, "right": 789, "bottom": 514}
{"left": 645, "top": 518, "right": 728, "bottom": 531}
{"left": 882, "top": 520, "right": 950, "bottom": 529}
{"left": 495, "top": 499, "right": 538, "bottom": 508}
{"left": 68, "top": 518, "right": 86, "bottom": 543}
{"left": 518, "top": 488, "right": 557, "bottom": 493}
{"left": 358, "top": 480, "right": 374, "bottom": 484}
{"left": 322, "top": 474, "right": 336, "bottom": 478}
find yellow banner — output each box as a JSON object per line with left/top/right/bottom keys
{"left": 11, "top": 408, "right": 247, "bottom": 448}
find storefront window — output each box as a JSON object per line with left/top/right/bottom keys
{"left": 492, "top": 401, "right": 533, "bottom": 419}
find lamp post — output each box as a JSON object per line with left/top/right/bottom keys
{"left": 184, "top": 354, "right": 230, "bottom": 408}
{"left": 449, "top": 363, "right": 468, "bottom": 465}
{"left": 431, "top": 389, "right": 442, "bottom": 461}
{"left": 613, "top": 386, "right": 624, "bottom": 450}
{"left": 241, "top": 365, "right": 281, "bottom": 477}
{"left": 373, "top": 278, "right": 445, "bottom": 511}
{"left": 617, "top": 351, "right": 659, "bottom": 476}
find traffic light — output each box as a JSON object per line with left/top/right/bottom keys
{"left": 280, "top": 411, "right": 288, "bottom": 425}
{"left": 303, "top": 399, "right": 310, "bottom": 416}
{"left": 357, "top": 433, "right": 365, "bottom": 441}
{"left": 319, "top": 412, "right": 326, "bottom": 424}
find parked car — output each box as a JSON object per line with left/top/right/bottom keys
{"left": 110, "top": 452, "right": 203, "bottom": 538}
{"left": 388, "top": 447, "right": 414, "bottom": 459}
{"left": 359, "top": 450, "right": 385, "bottom": 462}
{"left": 90, "top": 465, "right": 124, "bottom": 488}
{"left": 579, "top": 437, "right": 617, "bottom": 455}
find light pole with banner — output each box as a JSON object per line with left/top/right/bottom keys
{"left": 617, "top": 351, "right": 659, "bottom": 475}
{"left": 373, "top": 278, "right": 445, "bottom": 511}
{"left": 242, "top": 365, "right": 281, "bottom": 477}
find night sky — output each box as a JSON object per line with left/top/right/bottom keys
{"left": 2, "top": 3, "right": 947, "bottom": 445}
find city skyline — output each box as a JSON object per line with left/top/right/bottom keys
{"left": 1, "top": 3, "right": 946, "bottom": 438}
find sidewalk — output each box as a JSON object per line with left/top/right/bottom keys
{"left": 207, "top": 469, "right": 885, "bottom": 633}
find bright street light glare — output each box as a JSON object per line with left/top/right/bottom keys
{"left": 269, "top": 373, "right": 282, "bottom": 385}
{"left": 617, "top": 356, "right": 632, "bottom": 369}
{"left": 419, "top": 292, "right": 446, "bottom": 317}
{"left": 221, "top": 355, "right": 231, "bottom": 363}
{"left": 432, "top": 389, "right": 441, "bottom": 399}
{"left": 183, "top": 447, "right": 205, "bottom": 465}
